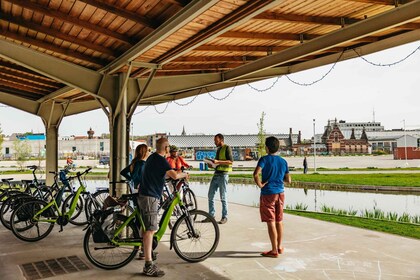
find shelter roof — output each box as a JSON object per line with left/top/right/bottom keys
{"left": 0, "top": 0, "right": 419, "bottom": 115}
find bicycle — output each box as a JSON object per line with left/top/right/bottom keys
{"left": 9, "top": 168, "right": 94, "bottom": 242}
{"left": 83, "top": 177, "right": 219, "bottom": 270}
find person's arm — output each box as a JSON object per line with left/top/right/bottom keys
{"left": 179, "top": 156, "right": 189, "bottom": 168}
{"left": 253, "top": 166, "right": 267, "bottom": 189}
{"left": 120, "top": 165, "right": 132, "bottom": 180}
{"left": 166, "top": 169, "right": 189, "bottom": 180}
{"left": 214, "top": 146, "right": 233, "bottom": 165}
{"left": 284, "top": 173, "right": 291, "bottom": 184}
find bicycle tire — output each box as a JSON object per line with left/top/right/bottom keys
{"left": 62, "top": 194, "right": 87, "bottom": 226}
{"left": 182, "top": 188, "right": 197, "bottom": 212}
{"left": 0, "top": 193, "right": 32, "bottom": 230}
{"left": 85, "top": 189, "right": 109, "bottom": 220}
{"left": 84, "top": 214, "right": 140, "bottom": 270}
{"left": 10, "top": 199, "right": 55, "bottom": 242}
{"left": 171, "top": 210, "right": 219, "bottom": 263}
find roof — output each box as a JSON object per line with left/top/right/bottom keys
{"left": 0, "top": 0, "right": 419, "bottom": 118}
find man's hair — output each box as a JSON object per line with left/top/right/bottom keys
{"left": 156, "top": 137, "right": 168, "bottom": 152}
{"left": 265, "top": 136, "right": 280, "bottom": 153}
{"left": 214, "top": 133, "right": 224, "bottom": 141}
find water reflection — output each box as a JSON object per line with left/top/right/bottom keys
{"left": 84, "top": 180, "right": 420, "bottom": 216}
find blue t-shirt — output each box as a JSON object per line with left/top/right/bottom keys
{"left": 257, "top": 154, "right": 289, "bottom": 195}
{"left": 140, "top": 153, "right": 171, "bottom": 199}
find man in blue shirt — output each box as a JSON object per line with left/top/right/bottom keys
{"left": 138, "top": 138, "right": 189, "bottom": 277}
{"left": 253, "top": 136, "right": 291, "bottom": 258}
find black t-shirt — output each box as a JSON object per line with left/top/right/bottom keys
{"left": 139, "top": 152, "right": 171, "bottom": 199}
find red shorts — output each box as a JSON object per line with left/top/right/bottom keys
{"left": 260, "top": 193, "right": 285, "bottom": 222}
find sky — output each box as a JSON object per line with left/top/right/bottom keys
{"left": 0, "top": 41, "right": 419, "bottom": 140}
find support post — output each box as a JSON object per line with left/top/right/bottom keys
{"left": 45, "top": 125, "right": 58, "bottom": 185}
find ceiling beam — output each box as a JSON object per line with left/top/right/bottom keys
{"left": 220, "top": 31, "right": 378, "bottom": 43}
{"left": 223, "top": 0, "right": 420, "bottom": 81}
{"left": 343, "top": 0, "right": 412, "bottom": 5}
{"left": 232, "top": 28, "right": 420, "bottom": 82}
{"left": 6, "top": 0, "right": 133, "bottom": 47}
{"left": 36, "top": 86, "right": 80, "bottom": 103}
{"left": 102, "top": 0, "right": 219, "bottom": 74}
{"left": 194, "top": 45, "right": 291, "bottom": 53}
{"left": 151, "top": 0, "right": 283, "bottom": 65}
{"left": 0, "top": 38, "right": 116, "bottom": 97}
{"left": 0, "top": 30, "right": 108, "bottom": 67}
{"left": 164, "top": 0, "right": 189, "bottom": 7}
{"left": 254, "top": 12, "right": 360, "bottom": 26}
{"left": 254, "top": 11, "right": 420, "bottom": 30}
{"left": 0, "top": 78, "right": 46, "bottom": 95}
{"left": 0, "top": 66, "right": 61, "bottom": 88}
{"left": 173, "top": 56, "right": 262, "bottom": 62}
{"left": 0, "top": 72, "right": 52, "bottom": 92}
{"left": 0, "top": 88, "right": 42, "bottom": 107}
{"left": 77, "top": 0, "right": 159, "bottom": 29}
{"left": 0, "top": 59, "right": 57, "bottom": 81}
{"left": 0, "top": 13, "right": 116, "bottom": 57}
{"left": 161, "top": 63, "right": 243, "bottom": 71}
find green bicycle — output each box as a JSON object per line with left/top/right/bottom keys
{"left": 83, "top": 178, "right": 220, "bottom": 269}
{"left": 10, "top": 168, "right": 95, "bottom": 242}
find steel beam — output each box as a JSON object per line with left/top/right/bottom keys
{"left": 0, "top": 39, "right": 115, "bottom": 96}
{"left": 0, "top": 91, "right": 39, "bottom": 114}
{"left": 102, "top": 0, "right": 219, "bottom": 74}
{"left": 223, "top": 0, "right": 420, "bottom": 81}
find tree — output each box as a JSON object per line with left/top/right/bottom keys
{"left": 257, "top": 111, "right": 267, "bottom": 158}
{"left": 13, "top": 139, "right": 32, "bottom": 171}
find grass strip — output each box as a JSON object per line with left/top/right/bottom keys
{"left": 285, "top": 210, "right": 420, "bottom": 239}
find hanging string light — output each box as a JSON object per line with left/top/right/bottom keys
{"left": 246, "top": 76, "right": 281, "bottom": 92}
{"left": 286, "top": 51, "right": 344, "bottom": 86}
{"left": 353, "top": 45, "right": 420, "bottom": 67}
{"left": 206, "top": 83, "right": 238, "bottom": 101}
{"left": 154, "top": 101, "right": 171, "bottom": 114}
{"left": 133, "top": 105, "right": 150, "bottom": 115}
{"left": 134, "top": 45, "right": 419, "bottom": 115}
{"left": 173, "top": 88, "right": 203, "bottom": 106}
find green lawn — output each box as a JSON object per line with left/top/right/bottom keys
{"left": 291, "top": 173, "right": 420, "bottom": 187}
{"left": 192, "top": 173, "right": 420, "bottom": 187}
{"left": 285, "top": 210, "right": 420, "bottom": 239}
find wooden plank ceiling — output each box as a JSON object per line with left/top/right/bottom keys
{"left": 0, "top": 0, "right": 419, "bottom": 102}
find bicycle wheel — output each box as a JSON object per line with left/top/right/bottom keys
{"left": 0, "top": 193, "right": 32, "bottom": 230}
{"left": 62, "top": 194, "right": 87, "bottom": 226}
{"left": 85, "top": 189, "right": 109, "bottom": 219}
{"left": 171, "top": 210, "right": 219, "bottom": 263}
{"left": 84, "top": 214, "right": 140, "bottom": 270}
{"left": 183, "top": 188, "right": 197, "bottom": 212}
{"left": 10, "top": 200, "right": 55, "bottom": 242}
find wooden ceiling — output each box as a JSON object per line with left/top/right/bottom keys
{"left": 0, "top": 0, "right": 419, "bottom": 106}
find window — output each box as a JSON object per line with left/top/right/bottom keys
{"left": 5, "top": 147, "right": 9, "bottom": 154}
{"left": 418, "top": 139, "right": 420, "bottom": 148}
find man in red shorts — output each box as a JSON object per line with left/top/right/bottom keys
{"left": 253, "top": 136, "right": 291, "bottom": 258}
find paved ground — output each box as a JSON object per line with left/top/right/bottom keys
{"left": 1, "top": 198, "right": 419, "bottom": 280}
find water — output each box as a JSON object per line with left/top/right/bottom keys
{"left": 84, "top": 180, "right": 420, "bottom": 216}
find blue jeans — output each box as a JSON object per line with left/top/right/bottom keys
{"left": 208, "top": 173, "right": 229, "bottom": 218}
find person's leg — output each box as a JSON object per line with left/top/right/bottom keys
{"left": 276, "top": 222, "right": 284, "bottom": 253}
{"left": 276, "top": 193, "right": 285, "bottom": 253}
{"left": 208, "top": 175, "right": 218, "bottom": 217}
{"left": 267, "top": 221, "right": 278, "bottom": 253}
{"left": 260, "top": 194, "right": 278, "bottom": 257}
{"left": 143, "top": 230, "right": 154, "bottom": 262}
{"left": 219, "top": 174, "right": 228, "bottom": 221}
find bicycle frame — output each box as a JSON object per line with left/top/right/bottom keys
{"left": 33, "top": 175, "right": 87, "bottom": 223}
{"left": 111, "top": 190, "right": 185, "bottom": 247}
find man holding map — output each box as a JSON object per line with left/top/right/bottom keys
{"left": 204, "top": 133, "right": 233, "bottom": 224}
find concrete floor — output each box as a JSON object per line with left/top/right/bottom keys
{"left": 0, "top": 198, "right": 419, "bottom": 280}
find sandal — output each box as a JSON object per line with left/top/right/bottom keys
{"left": 261, "top": 250, "right": 279, "bottom": 258}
